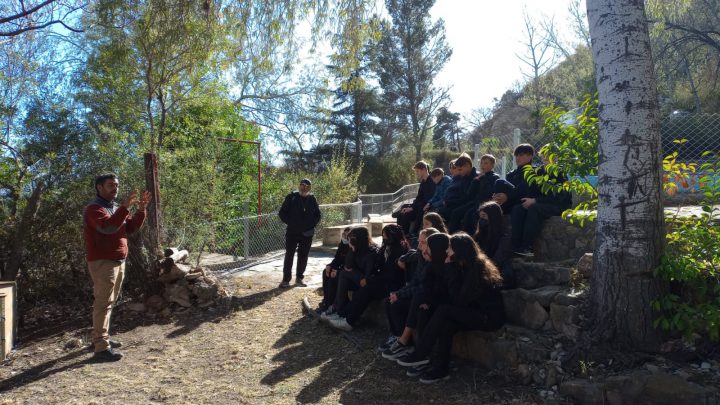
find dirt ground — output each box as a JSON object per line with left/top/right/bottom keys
{"left": 0, "top": 252, "right": 541, "bottom": 405}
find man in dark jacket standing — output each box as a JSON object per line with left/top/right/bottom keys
{"left": 278, "top": 178, "right": 321, "bottom": 287}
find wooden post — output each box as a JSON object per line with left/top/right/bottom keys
{"left": 144, "top": 153, "right": 162, "bottom": 254}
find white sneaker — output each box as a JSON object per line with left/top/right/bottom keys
{"left": 321, "top": 312, "right": 340, "bottom": 322}
{"left": 330, "top": 317, "right": 353, "bottom": 331}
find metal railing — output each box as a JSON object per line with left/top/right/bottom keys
{"left": 359, "top": 183, "right": 420, "bottom": 217}
{"left": 166, "top": 200, "right": 363, "bottom": 270}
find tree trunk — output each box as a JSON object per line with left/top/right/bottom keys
{"left": 2, "top": 181, "right": 43, "bottom": 281}
{"left": 586, "top": 0, "right": 666, "bottom": 351}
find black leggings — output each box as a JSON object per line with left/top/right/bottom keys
{"left": 340, "top": 280, "right": 387, "bottom": 325}
{"left": 321, "top": 269, "right": 340, "bottom": 309}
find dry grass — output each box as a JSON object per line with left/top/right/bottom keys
{"left": 0, "top": 271, "right": 540, "bottom": 404}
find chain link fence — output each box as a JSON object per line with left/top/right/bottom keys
{"left": 161, "top": 200, "right": 363, "bottom": 271}
{"left": 486, "top": 113, "right": 720, "bottom": 179}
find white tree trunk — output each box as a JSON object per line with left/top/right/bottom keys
{"left": 587, "top": 0, "right": 666, "bottom": 349}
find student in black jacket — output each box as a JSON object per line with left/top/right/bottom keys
{"left": 327, "top": 224, "right": 407, "bottom": 331}
{"left": 324, "top": 226, "right": 380, "bottom": 319}
{"left": 511, "top": 150, "right": 572, "bottom": 257}
{"left": 396, "top": 233, "right": 505, "bottom": 383}
{"left": 448, "top": 154, "right": 500, "bottom": 233}
{"left": 318, "top": 226, "right": 353, "bottom": 313}
{"left": 380, "top": 231, "right": 449, "bottom": 361}
{"left": 438, "top": 154, "right": 477, "bottom": 222}
{"left": 278, "top": 178, "right": 321, "bottom": 288}
{"left": 378, "top": 227, "right": 439, "bottom": 354}
{"left": 395, "top": 161, "right": 436, "bottom": 236}
{"left": 491, "top": 144, "right": 537, "bottom": 214}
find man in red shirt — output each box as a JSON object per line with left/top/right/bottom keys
{"left": 83, "top": 173, "right": 150, "bottom": 362}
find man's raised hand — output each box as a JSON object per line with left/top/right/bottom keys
{"left": 121, "top": 191, "right": 138, "bottom": 209}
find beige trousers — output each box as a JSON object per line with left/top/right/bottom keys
{"left": 88, "top": 259, "right": 125, "bottom": 352}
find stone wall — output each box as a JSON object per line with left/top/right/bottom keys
{"left": 533, "top": 216, "right": 594, "bottom": 262}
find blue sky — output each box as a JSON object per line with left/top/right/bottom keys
{"left": 431, "top": 0, "right": 584, "bottom": 118}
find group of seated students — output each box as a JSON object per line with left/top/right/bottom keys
{"left": 312, "top": 144, "right": 571, "bottom": 384}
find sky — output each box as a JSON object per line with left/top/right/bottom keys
{"left": 430, "top": 0, "right": 585, "bottom": 119}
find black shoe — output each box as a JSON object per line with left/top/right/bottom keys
{"left": 406, "top": 363, "right": 432, "bottom": 377}
{"left": 382, "top": 341, "right": 413, "bottom": 360}
{"left": 294, "top": 279, "right": 307, "bottom": 287}
{"left": 279, "top": 281, "right": 291, "bottom": 288}
{"left": 419, "top": 368, "right": 450, "bottom": 384}
{"left": 377, "top": 335, "right": 398, "bottom": 352}
{"left": 93, "top": 348, "right": 123, "bottom": 362}
{"left": 87, "top": 340, "right": 122, "bottom": 353}
{"left": 396, "top": 353, "right": 429, "bottom": 367}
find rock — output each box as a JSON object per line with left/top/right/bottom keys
{"left": 545, "top": 366, "right": 558, "bottom": 387}
{"left": 64, "top": 338, "right": 83, "bottom": 350}
{"left": 533, "top": 286, "right": 564, "bottom": 306}
{"left": 452, "top": 331, "right": 518, "bottom": 369}
{"left": 146, "top": 294, "right": 168, "bottom": 312}
{"left": 577, "top": 253, "right": 593, "bottom": 278}
{"left": 502, "top": 289, "right": 550, "bottom": 330}
{"left": 641, "top": 373, "right": 717, "bottom": 404}
{"left": 645, "top": 364, "right": 661, "bottom": 373}
{"left": 553, "top": 289, "right": 587, "bottom": 306}
{"left": 512, "top": 261, "right": 571, "bottom": 289}
{"left": 127, "top": 302, "right": 146, "bottom": 312}
{"left": 701, "top": 362, "right": 711, "bottom": 370}
{"left": 192, "top": 281, "right": 219, "bottom": 302}
{"left": 550, "top": 303, "right": 580, "bottom": 340}
{"left": 559, "top": 379, "right": 604, "bottom": 404}
{"left": 517, "top": 363, "right": 532, "bottom": 384}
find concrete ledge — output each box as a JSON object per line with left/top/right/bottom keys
{"left": 323, "top": 223, "right": 370, "bottom": 246}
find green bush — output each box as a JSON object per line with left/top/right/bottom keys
{"left": 653, "top": 151, "right": 720, "bottom": 342}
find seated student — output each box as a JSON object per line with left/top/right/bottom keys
{"left": 323, "top": 226, "right": 380, "bottom": 319}
{"left": 491, "top": 144, "right": 537, "bottom": 214}
{"left": 472, "top": 201, "right": 516, "bottom": 286}
{"left": 511, "top": 148, "right": 572, "bottom": 257}
{"left": 422, "top": 212, "right": 448, "bottom": 234}
{"left": 473, "top": 201, "right": 503, "bottom": 259}
{"left": 394, "top": 161, "right": 436, "bottom": 236}
{"left": 317, "top": 226, "right": 353, "bottom": 314}
{"left": 424, "top": 168, "right": 452, "bottom": 213}
{"left": 396, "top": 233, "right": 505, "bottom": 384}
{"left": 448, "top": 154, "right": 500, "bottom": 233}
{"left": 378, "top": 227, "right": 439, "bottom": 352}
{"left": 327, "top": 224, "right": 408, "bottom": 331}
{"left": 439, "top": 153, "right": 477, "bottom": 221}
{"left": 381, "top": 232, "right": 450, "bottom": 363}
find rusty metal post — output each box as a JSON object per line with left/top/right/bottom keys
{"left": 144, "top": 152, "right": 163, "bottom": 254}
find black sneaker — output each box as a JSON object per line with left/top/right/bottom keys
{"left": 294, "top": 279, "right": 307, "bottom": 287}
{"left": 377, "top": 335, "right": 398, "bottom": 352}
{"left": 93, "top": 348, "right": 123, "bottom": 362}
{"left": 396, "top": 353, "right": 429, "bottom": 367}
{"left": 406, "top": 363, "right": 432, "bottom": 377}
{"left": 87, "top": 340, "right": 122, "bottom": 353}
{"left": 382, "top": 341, "right": 413, "bottom": 360}
{"left": 279, "top": 280, "right": 291, "bottom": 288}
{"left": 419, "top": 368, "right": 450, "bottom": 384}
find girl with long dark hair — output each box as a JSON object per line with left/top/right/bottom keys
{"left": 381, "top": 231, "right": 449, "bottom": 361}
{"left": 317, "top": 226, "right": 353, "bottom": 314}
{"left": 396, "top": 233, "right": 505, "bottom": 383}
{"left": 473, "top": 201, "right": 503, "bottom": 258}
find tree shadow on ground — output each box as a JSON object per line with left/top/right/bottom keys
{"left": 335, "top": 357, "right": 525, "bottom": 405}
{"left": 0, "top": 348, "right": 94, "bottom": 392}
{"left": 165, "top": 286, "right": 293, "bottom": 339}
{"left": 261, "top": 311, "right": 395, "bottom": 404}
